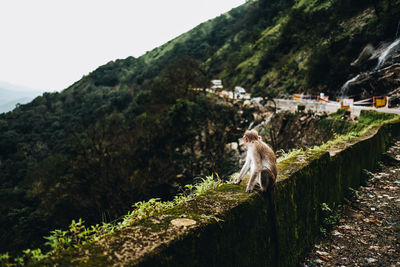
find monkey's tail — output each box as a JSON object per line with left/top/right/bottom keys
{"left": 267, "top": 183, "right": 280, "bottom": 266}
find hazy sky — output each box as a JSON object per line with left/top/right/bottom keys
{"left": 0, "top": 0, "right": 246, "bottom": 92}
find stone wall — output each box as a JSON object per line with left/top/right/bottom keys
{"left": 45, "top": 119, "right": 400, "bottom": 267}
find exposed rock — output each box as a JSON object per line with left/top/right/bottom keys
{"left": 342, "top": 63, "right": 400, "bottom": 99}
{"left": 351, "top": 43, "right": 375, "bottom": 68}
{"left": 170, "top": 218, "right": 197, "bottom": 228}
{"left": 225, "top": 142, "right": 239, "bottom": 151}
{"left": 342, "top": 38, "right": 400, "bottom": 100}
{"left": 388, "top": 86, "right": 400, "bottom": 108}
{"left": 252, "top": 111, "right": 339, "bottom": 151}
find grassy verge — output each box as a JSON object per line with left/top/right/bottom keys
{"left": 278, "top": 110, "right": 399, "bottom": 162}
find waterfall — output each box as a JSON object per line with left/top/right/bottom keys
{"left": 338, "top": 38, "right": 400, "bottom": 98}
{"left": 340, "top": 74, "right": 360, "bottom": 97}
{"left": 376, "top": 38, "right": 400, "bottom": 69}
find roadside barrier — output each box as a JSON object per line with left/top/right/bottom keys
{"left": 292, "top": 94, "right": 388, "bottom": 109}
{"left": 373, "top": 96, "right": 388, "bottom": 108}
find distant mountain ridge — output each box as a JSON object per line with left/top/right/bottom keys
{"left": 0, "top": 81, "right": 43, "bottom": 113}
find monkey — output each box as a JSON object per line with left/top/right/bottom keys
{"left": 234, "top": 129, "right": 279, "bottom": 265}
{"left": 233, "top": 129, "right": 277, "bottom": 193}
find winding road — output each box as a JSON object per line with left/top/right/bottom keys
{"left": 273, "top": 98, "right": 400, "bottom": 116}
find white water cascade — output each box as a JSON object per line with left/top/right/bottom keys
{"left": 339, "top": 37, "right": 400, "bottom": 97}
{"left": 376, "top": 37, "right": 400, "bottom": 69}
{"left": 340, "top": 74, "right": 361, "bottom": 97}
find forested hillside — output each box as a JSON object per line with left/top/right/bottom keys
{"left": 0, "top": 61, "right": 247, "bottom": 253}
{"left": 94, "top": 0, "right": 399, "bottom": 96}
{"left": 1, "top": 0, "right": 399, "bottom": 255}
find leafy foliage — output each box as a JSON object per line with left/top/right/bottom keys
{"left": 360, "top": 169, "right": 374, "bottom": 186}
{"left": 0, "top": 175, "right": 222, "bottom": 266}
{"left": 320, "top": 202, "right": 340, "bottom": 236}
{"left": 0, "top": 55, "right": 246, "bottom": 254}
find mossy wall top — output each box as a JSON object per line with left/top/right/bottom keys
{"left": 43, "top": 119, "right": 400, "bottom": 267}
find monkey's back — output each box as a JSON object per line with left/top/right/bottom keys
{"left": 252, "top": 140, "right": 277, "bottom": 177}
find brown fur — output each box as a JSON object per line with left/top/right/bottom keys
{"left": 235, "top": 130, "right": 277, "bottom": 192}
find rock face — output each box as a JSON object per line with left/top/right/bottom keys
{"left": 341, "top": 38, "right": 400, "bottom": 101}
{"left": 252, "top": 111, "right": 346, "bottom": 152}
{"left": 388, "top": 83, "right": 400, "bottom": 108}
{"left": 342, "top": 63, "right": 400, "bottom": 100}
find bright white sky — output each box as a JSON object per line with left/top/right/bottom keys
{"left": 0, "top": 0, "right": 246, "bottom": 92}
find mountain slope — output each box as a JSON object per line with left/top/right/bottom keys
{"left": 1, "top": 0, "right": 400, "bottom": 255}
{"left": 87, "top": 0, "right": 400, "bottom": 97}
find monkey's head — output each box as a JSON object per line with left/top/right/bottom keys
{"left": 243, "top": 130, "right": 261, "bottom": 144}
